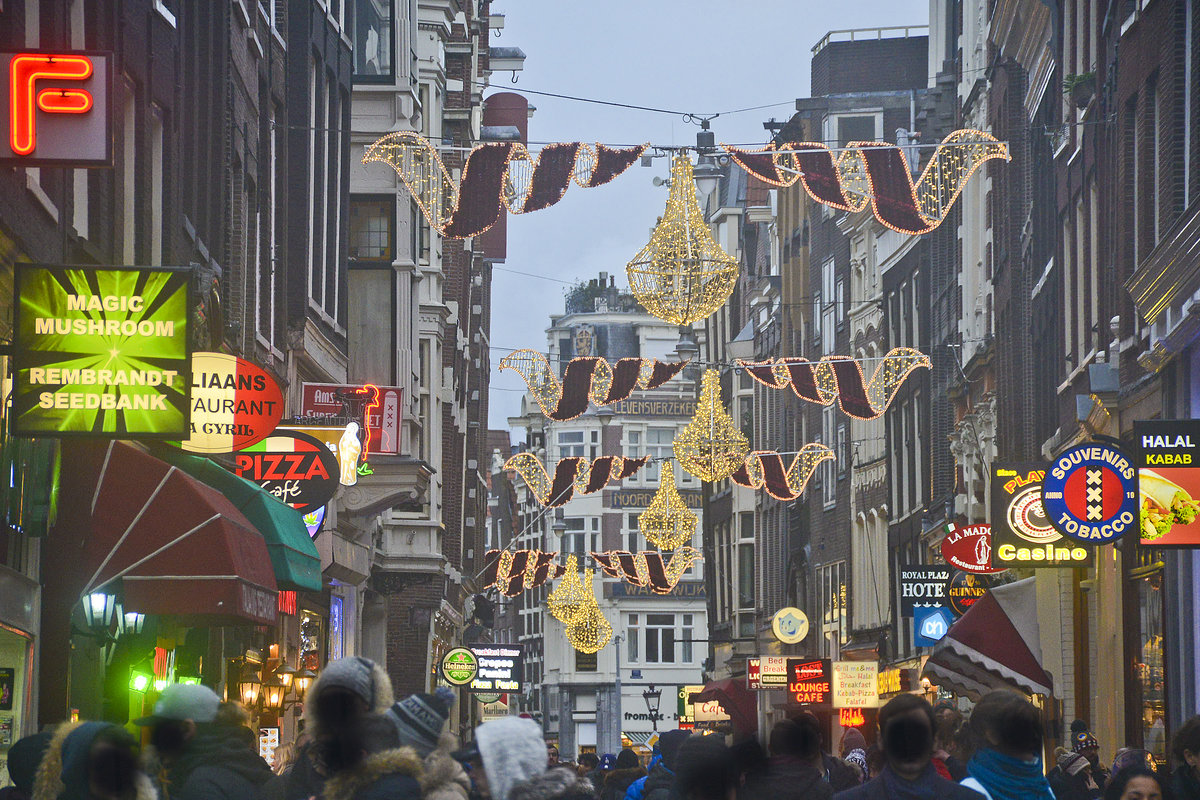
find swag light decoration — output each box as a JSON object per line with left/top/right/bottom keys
{"left": 500, "top": 349, "right": 688, "bottom": 421}
{"left": 721, "top": 129, "right": 1010, "bottom": 235}
{"left": 481, "top": 550, "right": 566, "bottom": 596}
{"left": 637, "top": 460, "right": 698, "bottom": 550}
{"left": 504, "top": 453, "right": 651, "bottom": 507}
{"left": 625, "top": 154, "right": 740, "bottom": 325}
{"left": 674, "top": 369, "right": 750, "bottom": 482}
{"left": 591, "top": 547, "right": 703, "bottom": 594}
{"left": 739, "top": 347, "right": 931, "bottom": 419}
{"left": 731, "top": 445, "right": 835, "bottom": 501}
{"left": 363, "top": 132, "right": 647, "bottom": 239}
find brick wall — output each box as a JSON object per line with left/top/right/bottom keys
{"left": 811, "top": 36, "right": 929, "bottom": 96}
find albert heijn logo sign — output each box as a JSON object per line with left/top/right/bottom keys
{"left": 1042, "top": 443, "right": 1139, "bottom": 545}
{"left": 0, "top": 51, "right": 112, "bottom": 166}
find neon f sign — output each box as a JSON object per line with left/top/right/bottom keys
{"left": 9, "top": 54, "right": 94, "bottom": 156}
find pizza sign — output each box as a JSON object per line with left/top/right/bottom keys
{"left": 234, "top": 430, "right": 339, "bottom": 513}
{"left": 1042, "top": 444, "right": 1139, "bottom": 544}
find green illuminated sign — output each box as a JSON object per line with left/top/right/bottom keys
{"left": 13, "top": 265, "right": 191, "bottom": 436}
{"left": 441, "top": 648, "right": 479, "bottom": 686}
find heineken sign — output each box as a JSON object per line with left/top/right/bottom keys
{"left": 441, "top": 648, "right": 479, "bottom": 686}
{"left": 12, "top": 264, "right": 191, "bottom": 436}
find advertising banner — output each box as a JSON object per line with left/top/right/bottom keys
{"left": 234, "top": 430, "right": 339, "bottom": 513}
{"left": 0, "top": 51, "right": 112, "bottom": 166}
{"left": 914, "top": 605, "right": 954, "bottom": 646}
{"left": 898, "top": 566, "right": 950, "bottom": 616}
{"left": 12, "top": 264, "right": 191, "bottom": 436}
{"left": 300, "top": 383, "right": 403, "bottom": 455}
{"left": 786, "top": 659, "right": 832, "bottom": 706}
{"left": 466, "top": 642, "right": 524, "bottom": 694}
{"left": 831, "top": 662, "right": 879, "bottom": 709}
{"left": 991, "top": 463, "right": 1093, "bottom": 568}
{"left": 182, "top": 353, "right": 284, "bottom": 453}
{"left": 946, "top": 571, "right": 995, "bottom": 617}
{"left": 747, "top": 656, "right": 788, "bottom": 690}
{"left": 1135, "top": 420, "right": 1200, "bottom": 546}
{"left": 1042, "top": 443, "right": 1139, "bottom": 544}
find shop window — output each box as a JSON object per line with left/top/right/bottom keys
{"left": 349, "top": 0, "right": 394, "bottom": 80}
{"left": 300, "top": 610, "right": 324, "bottom": 671}
{"left": 329, "top": 595, "right": 344, "bottom": 661}
{"left": 349, "top": 196, "right": 394, "bottom": 262}
{"left": 1136, "top": 566, "right": 1166, "bottom": 766}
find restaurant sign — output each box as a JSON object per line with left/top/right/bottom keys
{"left": 234, "top": 430, "right": 339, "bottom": 513}
{"left": 831, "top": 661, "right": 879, "bottom": 709}
{"left": 1134, "top": 420, "right": 1200, "bottom": 546}
{"left": 786, "top": 659, "right": 832, "bottom": 706}
{"left": 182, "top": 353, "right": 284, "bottom": 453}
{"left": 991, "top": 464, "right": 1093, "bottom": 568}
{"left": 466, "top": 642, "right": 524, "bottom": 694}
{"left": 12, "top": 264, "right": 191, "bottom": 436}
{"left": 940, "top": 523, "right": 1006, "bottom": 574}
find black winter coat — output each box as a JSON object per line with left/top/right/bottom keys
{"left": 833, "top": 768, "right": 984, "bottom": 800}
{"left": 168, "top": 727, "right": 276, "bottom": 800}
{"left": 1173, "top": 766, "right": 1200, "bottom": 800}
{"left": 320, "top": 747, "right": 423, "bottom": 800}
{"left": 642, "top": 764, "right": 678, "bottom": 800}
{"left": 600, "top": 768, "right": 647, "bottom": 800}
{"left": 741, "top": 756, "right": 832, "bottom": 800}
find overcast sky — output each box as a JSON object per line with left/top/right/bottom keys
{"left": 486, "top": 0, "right": 930, "bottom": 434}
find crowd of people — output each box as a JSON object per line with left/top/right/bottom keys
{"left": 2, "top": 655, "right": 1199, "bottom": 800}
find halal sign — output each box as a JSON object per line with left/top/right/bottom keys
{"left": 940, "top": 524, "right": 1006, "bottom": 574}
{"left": 234, "top": 430, "right": 339, "bottom": 513}
{"left": 1042, "top": 443, "right": 1139, "bottom": 544}
{"left": 182, "top": 353, "right": 284, "bottom": 453}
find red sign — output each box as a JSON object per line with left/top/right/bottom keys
{"left": 839, "top": 708, "right": 866, "bottom": 727}
{"left": 1, "top": 51, "right": 112, "bottom": 165}
{"left": 747, "top": 658, "right": 761, "bottom": 689}
{"left": 182, "top": 352, "right": 285, "bottom": 453}
{"left": 301, "top": 383, "right": 402, "bottom": 455}
{"left": 234, "top": 430, "right": 340, "bottom": 513}
{"left": 786, "top": 658, "right": 832, "bottom": 705}
{"left": 940, "top": 523, "right": 1007, "bottom": 574}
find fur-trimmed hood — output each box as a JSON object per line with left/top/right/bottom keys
{"left": 475, "top": 717, "right": 548, "bottom": 800}
{"left": 509, "top": 768, "right": 596, "bottom": 800}
{"left": 321, "top": 747, "right": 423, "bottom": 800}
{"left": 303, "top": 657, "right": 395, "bottom": 740}
{"left": 421, "top": 733, "right": 470, "bottom": 800}
{"left": 32, "top": 721, "right": 156, "bottom": 800}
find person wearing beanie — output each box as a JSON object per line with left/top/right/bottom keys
{"left": 387, "top": 688, "right": 470, "bottom": 800}
{"left": 1047, "top": 751, "right": 1101, "bottom": 800}
{"left": 600, "top": 750, "right": 646, "bottom": 800}
{"left": 31, "top": 721, "right": 155, "bottom": 800}
{"left": 642, "top": 730, "right": 689, "bottom": 800}
{"left": 1, "top": 731, "right": 52, "bottom": 800}
{"left": 318, "top": 713, "right": 423, "bottom": 800}
{"left": 1071, "top": 731, "right": 1109, "bottom": 786}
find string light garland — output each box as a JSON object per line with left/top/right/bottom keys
{"left": 363, "top": 132, "right": 647, "bottom": 239}
{"left": 637, "top": 460, "right": 698, "bottom": 550}
{"left": 722, "top": 129, "right": 1010, "bottom": 235}
{"left": 674, "top": 369, "right": 750, "bottom": 482}
{"left": 626, "top": 154, "right": 740, "bottom": 325}
{"left": 500, "top": 349, "right": 687, "bottom": 421}
{"left": 738, "top": 347, "right": 931, "bottom": 419}
{"left": 731, "top": 445, "right": 835, "bottom": 501}
{"left": 504, "top": 453, "right": 651, "bottom": 507}
{"left": 590, "top": 547, "right": 703, "bottom": 594}
{"left": 481, "top": 549, "right": 567, "bottom": 596}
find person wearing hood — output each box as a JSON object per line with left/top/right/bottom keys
{"left": 642, "top": 730, "right": 689, "bottom": 800}
{"left": 2, "top": 731, "right": 53, "bottom": 800}
{"left": 319, "top": 714, "right": 423, "bottom": 800}
{"left": 600, "top": 751, "right": 646, "bottom": 800}
{"left": 135, "top": 683, "right": 273, "bottom": 800}
{"left": 457, "top": 717, "right": 593, "bottom": 800}
{"left": 386, "top": 688, "right": 471, "bottom": 800}
{"left": 959, "top": 690, "right": 1054, "bottom": 800}
{"left": 742, "top": 717, "right": 832, "bottom": 800}
{"left": 1171, "top": 716, "right": 1200, "bottom": 800}
{"left": 32, "top": 721, "right": 155, "bottom": 800}
{"left": 834, "top": 694, "right": 983, "bottom": 800}
{"left": 623, "top": 748, "right": 659, "bottom": 800}
{"left": 277, "top": 656, "right": 395, "bottom": 800}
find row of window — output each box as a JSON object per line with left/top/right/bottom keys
{"left": 626, "top": 613, "right": 695, "bottom": 664}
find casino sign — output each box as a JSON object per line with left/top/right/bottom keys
{"left": 1041, "top": 443, "right": 1139, "bottom": 544}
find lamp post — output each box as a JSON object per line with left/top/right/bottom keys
{"left": 81, "top": 592, "right": 117, "bottom": 635}
{"left": 642, "top": 684, "right": 663, "bottom": 732}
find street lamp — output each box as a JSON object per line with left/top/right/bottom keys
{"left": 642, "top": 685, "right": 663, "bottom": 732}
{"left": 261, "top": 674, "right": 286, "bottom": 714}
{"left": 692, "top": 155, "right": 721, "bottom": 208}
{"left": 293, "top": 668, "right": 316, "bottom": 703}
{"left": 238, "top": 666, "right": 262, "bottom": 708}
{"left": 82, "top": 592, "right": 117, "bottom": 635}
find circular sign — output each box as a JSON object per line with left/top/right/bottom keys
{"left": 1006, "top": 484, "right": 1058, "bottom": 543}
{"left": 233, "top": 430, "right": 340, "bottom": 513}
{"left": 946, "top": 571, "right": 993, "bottom": 617}
{"left": 1042, "top": 443, "right": 1139, "bottom": 544}
{"left": 182, "top": 352, "right": 285, "bottom": 453}
{"left": 442, "top": 648, "right": 478, "bottom": 686}
{"left": 771, "top": 607, "right": 809, "bottom": 644}
{"left": 475, "top": 693, "right": 502, "bottom": 704}
{"left": 940, "top": 524, "right": 1006, "bottom": 574}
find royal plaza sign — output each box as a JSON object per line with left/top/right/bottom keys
{"left": 12, "top": 265, "right": 191, "bottom": 436}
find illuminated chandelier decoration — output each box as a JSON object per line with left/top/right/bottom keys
{"left": 591, "top": 547, "right": 703, "bottom": 594}
{"left": 674, "top": 369, "right": 750, "bottom": 482}
{"left": 721, "top": 129, "right": 1009, "bottom": 235}
{"left": 500, "top": 349, "right": 688, "bottom": 421}
{"left": 731, "top": 445, "right": 836, "bottom": 501}
{"left": 626, "top": 154, "right": 740, "bottom": 325}
{"left": 546, "top": 558, "right": 613, "bottom": 653}
{"left": 481, "top": 550, "right": 567, "bottom": 596}
{"left": 363, "top": 132, "right": 647, "bottom": 239}
{"left": 637, "top": 460, "right": 698, "bottom": 550}
{"left": 504, "top": 452, "right": 650, "bottom": 507}
{"left": 566, "top": 599, "right": 613, "bottom": 655}
{"left": 546, "top": 556, "right": 590, "bottom": 623}
{"left": 738, "top": 347, "right": 931, "bottom": 419}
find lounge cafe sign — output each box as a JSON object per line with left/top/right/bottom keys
{"left": 12, "top": 264, "right": 191, "bottom": 436}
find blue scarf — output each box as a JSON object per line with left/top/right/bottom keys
{"left": 967, "top": 748, "right": 1056, "bottom": 800}
{"left": 881, "top": 763, "right": 945, "bottom": 800}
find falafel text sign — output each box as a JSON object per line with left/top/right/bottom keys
{"left": 1135, "top": 420, "right": 1200, "bottom": 546}
{"left": 990, "top": 464, "right": 1093, "bottom": 567}
{"left": 12, "top": 264, "right": 191, "bottom": 436}
{"left": 181, "top": 353, "right": 284, "bottom": 453}
{"left": 465, "top": 642, "right": 524, "bottom": 694}
{"left": 1042, "top": 444, "right": 1138, "bottom": 544}
{"left": 0, "top": 51, "right": 112, "bottom": 165}
{"left": 831, "top": 661, "right": 879, "bottom": 709}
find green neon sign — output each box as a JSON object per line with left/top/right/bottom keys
{"left": 441, "top": 648, "right": 478, "bottom": 686}
{"left": 13, "top": 265, "right": 191, "bottom": 436}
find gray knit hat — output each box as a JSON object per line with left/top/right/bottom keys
{"left": 388, "top": 687, "right": 456, "bottom": 757}
{"left": 318, "top": 657, "right": 382, "bottom": 707}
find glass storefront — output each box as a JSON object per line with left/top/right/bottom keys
{"left": 1135, "top": 566, "right": 1166, "bottom": 766}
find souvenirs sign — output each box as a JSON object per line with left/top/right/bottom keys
{"left": 991, "top": 464, "right": 1093, "bottom": 567}
{"left": 234, "top": 430, "right": 339, "bottom": 513}
{"left": 0, "top": 51, "right": 112, "bottom": 165}
{"left": 12, "top": 265, "right": 191, "bottom": 436}
{"left": 941, "top": 523, "right": 1006, "bottom": 574}
{"left": 832, "top": 662, "right": 879, "bottom": 709}
{"left": 441, "top": 648, "right": 478, "bottom": 686}
{"left": 182, "top": 353, "right": 284, "bottom": 453}
{"left": 898, "top": 566, "right": 950, "bottom": 616}
{"left": 786, "top": 659, "right": 832, "bottom": 706}
{"left": 466, "top": 643, "right": 524, "bottom": 694}
{"left": 1135, "top": 420, "right": 1200, "bottom": 546}
{"left": 1042, "top": 443, "right": 1138, "bottom": 544}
